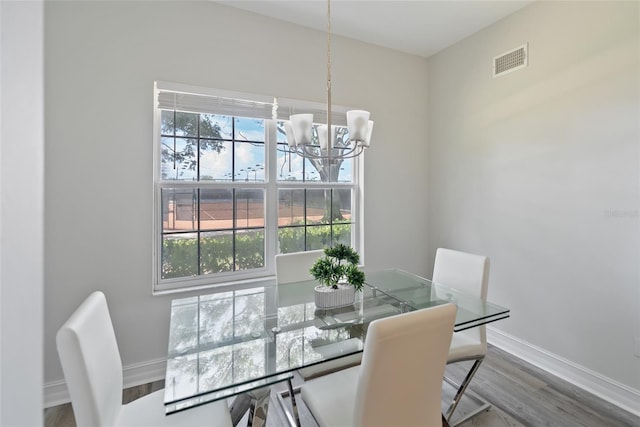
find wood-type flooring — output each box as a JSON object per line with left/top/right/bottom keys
{"left": 44, "top": 345, "right": 639, "bottom": 427}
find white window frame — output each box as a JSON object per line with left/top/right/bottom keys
{"left": 152, "top": 81, "right": 364, "bottom": 294}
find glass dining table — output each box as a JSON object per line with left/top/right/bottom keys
{"left": 163, "top": 268, "right": 510, "bottom": 426}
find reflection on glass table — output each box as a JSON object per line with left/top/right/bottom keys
{"left": 164, "top": 269, "right": 510, "bottom": 425}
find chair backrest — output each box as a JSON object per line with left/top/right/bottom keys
{"left": 275, "top": 250, "right": 324, "bottom": 284}
{"left": 433, "top": 248, "right": 490, "bottom": 352}
{"left": 432, "top": 248, "right": 490, "bottom": 301}
{"left": 353, "top": 303, "right": 457, "bottom": 427}
{"left": 56, "top": 291, "right": 124, "bottom": 427}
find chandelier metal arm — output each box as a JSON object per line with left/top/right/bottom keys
{"left": 285, "top": 144, "right": 365, "bottom": 161}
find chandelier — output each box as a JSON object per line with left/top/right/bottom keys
{"left": 283, "top": 0, "right": 374, "bottom": 162}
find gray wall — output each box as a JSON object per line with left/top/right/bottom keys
{"left": 44, "top": 1, "right": 429, "bottom": 387}
{"left": 1, "top": 1, "right": 44, "bottom": 424}
{"left": 427, "top": 0, "right": 640, "bottom": 392}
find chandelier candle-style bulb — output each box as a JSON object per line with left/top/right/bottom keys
{"left": 317, "top": 125, "right": 337, "bottom": 151}
{"left": 284, "top": 122, "right": 297, "bottom": 148}
{"left": 346, "top": 110, "right": 370, "bottom": 142}
{"left": 290, "top": 114, "right": 314, "bottom": 145}
{"left": 318, "top": 125, "right": 328, "bottom": 150}
{"left": 361, "top": 120, "right": 374, "bottom": 147}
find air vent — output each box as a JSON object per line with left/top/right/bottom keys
{"left": 493, "top": 44, "right": 528, "bottom": 77}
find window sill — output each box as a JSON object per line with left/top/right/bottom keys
{"left": 153, "top": 275, "right": 277, "bottom": 296}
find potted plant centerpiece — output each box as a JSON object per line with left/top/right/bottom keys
{"left": 310, "top": 244, "right": 365, "bottom": 309}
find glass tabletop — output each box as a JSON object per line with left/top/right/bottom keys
{"left": 364, "top": 269, "right": 511, "bottom": 331}
{"left": 164, "top": 268, "right": 509, "bottom": 413}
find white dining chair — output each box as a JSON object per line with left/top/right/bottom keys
{"left": 432, "top": 248, "right": 490, "bottom": 425}
{"left": 56, "top": 291, "right": 232, "bottom": 427}
{"left": 275, "top": 250, "right": 362, "bottom": 379}
{"left": 275, "top": 250, "right": 325, "bottom": 285}
{"left": 300, "top": 303, "right": 457, "bottom": 427}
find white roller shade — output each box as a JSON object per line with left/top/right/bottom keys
{"left": 155, "top": 81, "right": 274, "bottom": 119}
{"left": 276, "top": 97, "right": 350, "bottom": 127}
{"left": 155, "top": 81, "right": 358, "bottom": 126}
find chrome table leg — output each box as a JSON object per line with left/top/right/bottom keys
{"left": 247, "top": 387, "right": 271, "bottom": 427}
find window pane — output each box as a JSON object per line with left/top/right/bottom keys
{"left": 161, "top": 110, "right": 175, "bottom": 136}
{"left": 200, "top": 189, "right": 233, "bottom": 231}
{"left": 161, "top": 137, "right": 197, "bottom": 181}
{"left": 337, "top": 159, "right": 353, "bottom": 183}
{"left": 200, "top": 231, "right": 234, "bottom": 274}
{"left": 234, "top": 117, "right": 265, "bottom": 142}
{"left": 304, "top": 159, "right": 320, "bottom": 182}
{"left": 235, "top": 230, "right": 265, "bottom": 271}
{"left": 162, "top": 188, "right": 197, "bottom": 232}
{"left": 304, "top": 160, "right": 351, "bottom": 183}
{"left": 201, "top": 114, "right": 233, "bottom": 139}
{"left": 306, "top": 189, "right": 330, "bottom": 225}
{"left": 277, "top": 145, "right": 304, "bottom": 181}
{"left": 278, "top": 227, "right": 305, "bottom": 254}
{"left": 174, "top": 112, "right": 198, "bottom": 137}
{"left": 160, "top": 137, "right": 176, "bottom": 180}
{"left": 199, "top": 114, "right": 223, "bottom": 139}
{"left": 200, "top": 140, "right": 232, "bottom": 181}
{"left": 333, "top": 189, "right": 352, "bottom": 223}
{"left": 235, "top": 189, "right": 264, "bottom": 229}
{"left": 306, "top": 225, "right": 331, "bottom": 250}
{"left": 162, "top": 233, "right": 198, "bottom": 279}
{"left": 278, "top": 189, "right": 304, "bottom": 226}
{"left": 235, "top": 142, "right": 265, "bottom": 182}
{"left": 333, "top": 223, "right": 352, "bottom": 247}
{"left": 276, "top": 121, "right": 288, "bottom": 143}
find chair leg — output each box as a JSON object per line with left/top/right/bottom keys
{"left": 445, "top": 358, "right": 487, "bottom": 424}
{"left": 276, "top": 383, "right": 302, "bottom": 427}
{"left": 286, "top": 378, "right": 301, "bottom": 427}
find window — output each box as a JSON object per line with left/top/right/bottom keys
{"left": 154, "top": 82, "right": 363, "bottom": 292}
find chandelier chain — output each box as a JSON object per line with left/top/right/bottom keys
{"left": 326, "top": 0, "right": 332, "bottom": 158}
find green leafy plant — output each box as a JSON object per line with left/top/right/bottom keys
{"left": 310, "top": 244, "right": 365, "bottom": 291}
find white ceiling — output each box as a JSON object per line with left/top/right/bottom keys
{"left": 217, "top": 0, "right": 534, "bottom": 58}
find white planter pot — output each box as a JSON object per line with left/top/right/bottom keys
{"left": 314, "top": 284, "right": 356, "bottom": 309}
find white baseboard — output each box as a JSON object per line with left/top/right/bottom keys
{"left": 487, "top": 327, "right": 640, "bottom": 417}
{"left": 44, "top": 358, "right": 166, "bottom": 408}
{"left": 46, "top": 330, "right": 640, "bottom": 418}
{"left": 121, "top": 357, "right": 167, "bottom": 389}
{"left": 43, "top": 379, "right": 71, "bottom": 409}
